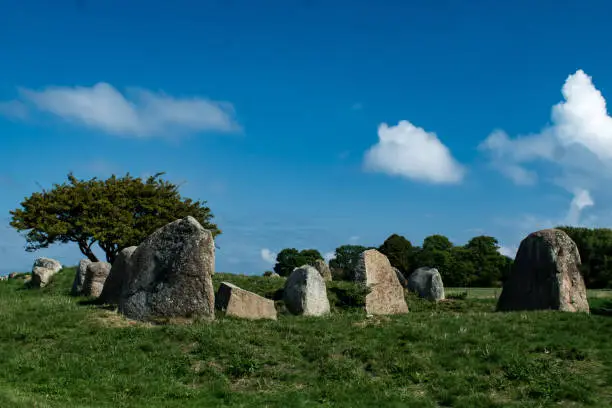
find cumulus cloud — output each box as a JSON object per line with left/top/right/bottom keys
{"left": 363, "top": 120, "right": 465, "bottom": 184}
{"left": 0, "top": 82, "right": 239, "bottom": 137}
{"left": 323, "top": 251, "right": 335, "bottom": 262}
{"left": 565, "top": 188, "right": 594, "bottom": 225}
{"left": 260, "top": 248, "right": 277, "bottom": 264}
{"left": 479, "top": 70, "right": 612, "bottom": 191}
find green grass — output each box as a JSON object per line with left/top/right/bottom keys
{"left": 1, "top": 269, "right": 612, "bottom": 407}
{"left": 445, "top": 287, "right": 612, "bottom": 300}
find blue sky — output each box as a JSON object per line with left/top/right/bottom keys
{"left": 2, "top": 0, "right": 612, "bottom": 274}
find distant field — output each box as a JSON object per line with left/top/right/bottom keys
{"left": 446, "top": 287, "right": 612, "bottom": 299}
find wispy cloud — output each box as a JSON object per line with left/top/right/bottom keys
{"left": 363, "top": 120, "right": 465, "bottom": 184}
{"left": 0, "top": 82, "right": 240, "bottom": 137}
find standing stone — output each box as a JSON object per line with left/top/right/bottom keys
{"left": 312, "top": 259, "right": 333, "bottom": 281}
{"left": 71, "top": 258, "right": 92, "bottom": 296}
{"left": 407, "top": 267, "right": 445, "bottom": 301}
{"left": 284, "top": 265, "right": 331, "bottom": 316}
{"left": 99, "top": 246, "right": 137, "bottom": 304}
{"left": 497, "top": 228, "right": 589, "bottom": 313}
{"left": 31, "top": 257, "right": 62, "bottom": 288}
{"left": 354, "top": 249, "right": 408, "bottom": 315}
{"left": 215, "top": 282, "right": 277, "bottom": 320}
{"left": 119, "top": 216, "right": 216, "bottom": 322}
{"left": 394, "top": 267, "right": 408, "bottom": 288}
{"left": 82, "top": 262, "right": 111, "bottom": 298}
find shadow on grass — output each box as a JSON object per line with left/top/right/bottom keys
{"left": 590, "top": 299, "right": 612, "bottom": 316}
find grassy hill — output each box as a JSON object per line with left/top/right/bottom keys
{"left": 1, "top": 268, "right": 612, "bottom": 407}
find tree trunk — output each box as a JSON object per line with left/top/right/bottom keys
{"left": 78, "top": 241, "right": 99, "bottom": 262}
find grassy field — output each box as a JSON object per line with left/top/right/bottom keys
{"left": 1, "top": 269, "right": 612, "bottom": 407}
{"left": 445, "top": 287, "right": 612, "bottom": 300}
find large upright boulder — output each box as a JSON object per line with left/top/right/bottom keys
{"left": 82, "top": 262, "right": 111, "bottom": 298}
{"left": 354, "top": 249, "right": 408, "bottom": 315}
{"left": 119, "top": 216, "right": 216, "bottom": 322}
{"left": 99, "top": 246, "right": 137, "bottom": 304}
{"left": 497, "top": 228, "right": 589, "bottom": 313}
{"left": 407, "top": 267, "right": 445, "bottom": 301}
{"left": 215, "top": 282, "right": 277, "bottom": 320}
{"left": 312, "top": 259, "right": 332, "bottom": 281}
{"left": 284, "top": 265, "right": 330, "bottom": 316}
{"left": 31, "top": 257, "right": 62, "bottom": 288}
{"left": 71, "top": 258, "right": 92, "bottom": 295}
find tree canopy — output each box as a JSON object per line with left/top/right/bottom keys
{"left": 328, "top": 245, "right": 374, "bottom": 280}
{"left": 378, "top": 234, "right": 413, "bottom": 274}
{"left": 10, "top": 172, "right": 220, "bottom": 264}
{"left": 273, "top": 248, "right": 323, "bottom": 277}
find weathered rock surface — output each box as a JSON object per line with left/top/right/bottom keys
{"left": 82, "top": 262, "right": 111, "bottom": 298}
{"left": 284, "top": 265, "right": 330, "bottom": 316}
{"left": 119, "top": 216, "right": 216, "bottom": 322}
{"left": 31, "top": 257, "right": 62, "bottom": 288}
{"left": 215, "top": 282, "right": 277, "bottom": 320}
{"left": 312, "top": 259, "right": 333, "bottom": 281}
{"left": 497, "top": 228, "right": 589, "bottom": 313}
{"left": 394, "top": 267, "right": 408, "bottom": 288}
{"left": 71, "top": 258, "right": 92, "bottom": 296}
{"left": 354, "top": 250, "right": 408, "bottom": 315}
{"left": 99, "top": 246, "right": 137, "bottom": 304}
{"left": 407, "top": 267, "right": 445, "bottom": 301}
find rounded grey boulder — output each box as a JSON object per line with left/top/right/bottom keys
{"left": 284, "top": 265, "right": 330, "bottom": 316}
{"left": 407, "top": 267, "right": 445, "bottom": 301}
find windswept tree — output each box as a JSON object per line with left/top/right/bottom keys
{"left": 10, "top": 172, "right": 220, "bottom": 264}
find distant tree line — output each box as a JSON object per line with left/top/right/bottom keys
{"left": 557, "top": 226, "right": 612, "bottom": 289}
{"left": 273, "top": 227, "right": 612, "bottom": 289}
{"left": 273, "top": 233, "right": 513, "bottom": 287}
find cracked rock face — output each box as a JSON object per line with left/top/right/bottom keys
{"left": 497, "top": 228, "right": 589, "bottom": 313}
{"left": 354, "top": 249, "right": 408, "bottom": 315}
{"left": 119, "top": 216, "right": 216, "bottom": 322}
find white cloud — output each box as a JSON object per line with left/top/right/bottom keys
{"left": 363, "top": 120, "right": 465, "bottom": 184}
{"left": 1, "top": 82, "right": 239, "bottom": 137}
{"left": 497, "top": 245, "right": 517, "bottom": 259}
{"left": 323, "top": 251, "right": 335, "bottom": 262}
{"left": 479, "top": 70, "right": 612, "bottom": 191}
{"left": 565, "top": 188, "right": 594, "bottom": 225}
{"left": 260, "top": 248, "right": 277, "bottom": 264}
